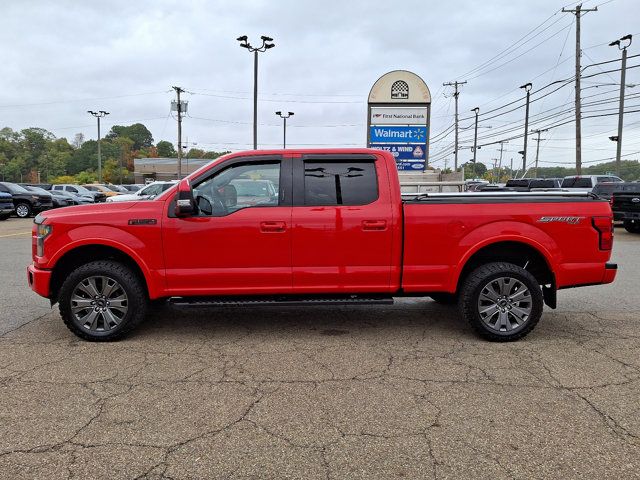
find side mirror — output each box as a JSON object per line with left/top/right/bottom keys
{"left": 174, "top": 179, "right": 197, "bottom": 217}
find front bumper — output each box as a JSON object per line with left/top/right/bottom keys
{"left": 614, "top": 211, "right": 640, "bottom": 221}
{"left": 27, "top": 264, "right": 51, "bottom": 298}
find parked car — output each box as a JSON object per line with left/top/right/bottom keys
{"left": 51, "top": 184, "right": 105, "bottom": 203}
{"left": 592, "top": 181, "right": 640, "bottom": 201}
{"left": 611, "top": 185, "right": 640, "bottom": 233}
{"left": 49, "top": 189, "right": 92, "bottom": 205}
{"left": 83, "top": 184, "right": 120, "bottom": 198}
{"left": 0, "top": 191, "right": 13, "bottom": 220}
{"left": 561, "top": 175, "right": 624, "bottom": 193}
{"left": 19, "top": 185, "right": 71, "bottom": 209}
{"left": 121, "top": 184, "right": 144, "bottom": 192}
{"left": 29, "top": 149, "right": 616, "bottom": 343}
{"left": 0, "top": 181, "right": 52, "bottom": 218}
{"left": 106, "top": 181, "right": 177, "bottom": 202}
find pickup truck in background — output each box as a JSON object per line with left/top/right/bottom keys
{"left": 612, "top": 186, "right": 640, "bottom": 233}
{"left": 27, "top": 149, "right": 617, "bottom": 342}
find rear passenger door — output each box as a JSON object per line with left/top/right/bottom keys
{"left": 290, "top": 154, "right": 394, "bottom": 293}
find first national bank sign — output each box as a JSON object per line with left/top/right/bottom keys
{"left": 367, "top": 71, "right": 432, "bottom": 171}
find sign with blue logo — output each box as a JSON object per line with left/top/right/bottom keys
{"left": 369, "top": 126, "right": 427, "bottom": 144}
{"left": 371, "top": 144, "right": 427, "bottom": 171}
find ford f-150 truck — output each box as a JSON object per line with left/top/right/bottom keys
{"left": 27, "top": 149, "right": 617, "bottom": 342}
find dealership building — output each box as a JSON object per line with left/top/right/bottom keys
{"left": 133, "top": 157, "right": 210, "bottom": 183}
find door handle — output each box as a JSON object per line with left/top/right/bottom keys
{"left": 260, "top": 221, "right": 287, "bottom": 233}
{"left": 362, "top": 220, "right": 387, "bottom": 231}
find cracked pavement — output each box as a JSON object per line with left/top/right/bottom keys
{"left": 1, "top": 218, "right": 639, "bottom": 479}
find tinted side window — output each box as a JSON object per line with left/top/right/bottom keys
{"left": 303, "top": 161, "right": 378, "bottom": 206}
{"left": 194, "top": 162, "right": 280, "bottom": 217}
{"left": 68, "top": 187, "right": 78, "bottom": 193}
{"left": 561, "top": 178, "right": 592, "bottom": 188}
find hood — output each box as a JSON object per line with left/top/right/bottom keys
{"left": 39, "top": 200, "right": 139, "bottom": 222}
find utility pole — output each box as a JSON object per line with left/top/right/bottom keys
{"left": 471, "top": 107, "right": 480, "bottom": 180}
{"left": 443, "top": 80, "right": 467, "bottom": 171}
{"left": 563, "top": 3, "right": 598, "bottom": 175}
{"left": 275, "top": 111, "right": 294, "bottom": 148}
{"left": 519, "top": 83, "right": 532, "bottom": 174}
{"left": 87, "top": 110, "right": 109, "bottom": 183}
{"left": 237, "top": 35, "right": 276, "bottom": 149}
{"left": 532, "top": 129, "right": 548, "bottom": 178}
{"left": 510, "top": 158, "right": 514, "bottom": 179}
{"left": 609, "top": 34, "right": 633, "bottom": 175}
{"left": 171, "top": 86, "right": 185, "bottom": 179}
{"left": 497, "top": 140, "right": 508, "bottom": 182}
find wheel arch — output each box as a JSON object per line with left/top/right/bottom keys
{"left": 50, "top": 244, "right": 151, "bottom": 304}
{"left": 454, "top": 240, "right": 555, "bottom": 295}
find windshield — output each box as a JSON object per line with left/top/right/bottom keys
{"left": 1, "top": 182, "right": 30, "bottom": 194}
{"left": 74, "top": 185, "right": 92, "bottom": 193}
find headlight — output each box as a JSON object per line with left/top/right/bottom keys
{"left": 36, "top": 224, "right": 52, "bottom": 257}
{"left": 37, "top": 224, "right": 52, "bottom": 237}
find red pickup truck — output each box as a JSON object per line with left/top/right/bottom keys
{"left": 28, "top": 149, "right": 617, "bottom": 342}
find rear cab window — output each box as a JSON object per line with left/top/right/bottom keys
{"left": 302, "top": 161, "right": 378, "bottom": 206}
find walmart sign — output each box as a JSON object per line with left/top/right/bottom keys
{"left": 369, "top": 126, "right": 427, "bottom": 144}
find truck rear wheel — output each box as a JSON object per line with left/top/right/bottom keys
{"left": 623, "top": 220, "right": 640, "bottom": 234}
{"left": 459, "top": 262, "right": 543, "bottom": 342}
{"left": 58, "top": 260, "right": 147, "bottom": 341}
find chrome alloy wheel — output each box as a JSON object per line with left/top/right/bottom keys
{"left": 70, "top": 276, "right": 128, "bottom": 332}
{"left": 477, "top": 276, "right": 532, "bottom": 333}
{"left": 15, "top": 204, "right": 30, "bottom": 217}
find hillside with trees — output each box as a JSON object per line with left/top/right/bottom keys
{"left": 0, "top": 123, "right": 229, "bottom": 184}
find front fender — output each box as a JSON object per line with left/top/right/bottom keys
{"left": 45, "top": 225, "right": 165, "bottom": 299}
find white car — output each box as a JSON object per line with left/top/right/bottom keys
{"left": 106, "top": 181, "right": 177, "bottom": 202}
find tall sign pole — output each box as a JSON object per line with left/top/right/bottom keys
{"left": 367, "top": 71, "right": 432, "bottom": 173}
{"left": 172, "top": 86, "right": 185, "bottom": 179}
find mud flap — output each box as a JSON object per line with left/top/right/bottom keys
{"left": 542, "top": 284, "right": 557, "bottom": 309}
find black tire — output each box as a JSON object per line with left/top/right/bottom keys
{"left": 58, "top": 260, "right": 147, "bottom": 341}
{"left": 15, "top": 202, "right": 32, "bottom": 218}
{"left": 623, "top": 220, "right": 640, "bottom": 234}
{"left": 0, "top": 214, "right": 9, "bottom": 221}
{"left": 429, "top": 293, "right": 458, "bottom": 305}
{"left": 459, "top": 262, "right": 543, "bottom": 342}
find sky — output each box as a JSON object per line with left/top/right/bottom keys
{"left": 0, "top": 0, "right": 638, "bottom": 171}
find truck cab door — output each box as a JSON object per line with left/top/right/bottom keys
{"left": 161, "top": 155, "right": 293, "bottom": 295}
{"left": 290, "top": 153, "right": 395, "bottom": 293}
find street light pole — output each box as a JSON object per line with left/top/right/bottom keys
{"left": 610, "top": 34, "right": 633, "bottom": 176}
{"left": 520, "top": 83, "right": 532, "bottom": 175}
{"left": 275, "top": 111, "right": 294, "bottom": 148}
{"left": 237, "top": 35, "right": 276, "bottom": 150}
{"left": 87, "top": 110, "right": 109, "bottom": 183}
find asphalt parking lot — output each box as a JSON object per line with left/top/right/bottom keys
{"left": 1, "top": 217, "right": 639, "bottom": 479}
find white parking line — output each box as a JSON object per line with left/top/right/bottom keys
{"left": 0, "top": 231, "right": 31, "bottom": 238}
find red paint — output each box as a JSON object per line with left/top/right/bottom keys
{"left": 28, "top": 149, "right": 616, "bottom": 302}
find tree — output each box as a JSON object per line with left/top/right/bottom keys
{"left": 462, "top": 161, "right": 487, "bottom": 179}
{"left": 106, "top": 123, "right": 153, "bottom": 150}
{"left": 156, "top": 140, "right": 176, "bottom": 158}
{"left": 73, "top": 133, "right": 85, "bottom": 149}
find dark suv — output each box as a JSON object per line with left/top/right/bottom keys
{"left": 0, "top": 191, "right": 13, "bottom": 220}
{"left": 0, "top": 182, "right": 53, "bottom": 218}
{"left": 611, "top": 183, "right": 640, "bottom": 233}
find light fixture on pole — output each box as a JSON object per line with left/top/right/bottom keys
{"left": 87, "top": 110, "right": 109, "bottom": 183}
{"left": 237, "top": 35, "right": 276, "bottom": 150}
{"left": 609, "top": 34, "right": 633, "bottom": 175}
{"left": 275, "top": 111, "right": 294, "bottom": 148}
{"left": 519, "top": 82, "right": 532, "bottom": 175}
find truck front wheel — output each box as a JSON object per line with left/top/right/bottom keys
{"left": 459, "top": 262, "right": 543, "bottom": 342}
{"left": 58, "top": 260, "right": 147, "bottom": 341}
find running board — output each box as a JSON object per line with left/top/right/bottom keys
{"left": 168, "top": 294, "right": 394, "bottom": 308}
